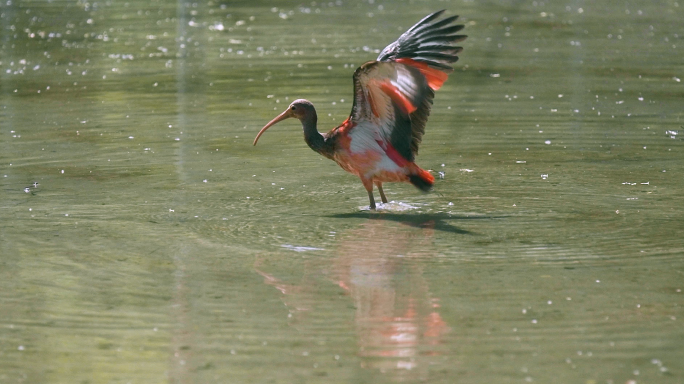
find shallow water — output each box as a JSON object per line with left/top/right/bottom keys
{"left": 1, "top": 0, "right": 683, "bottom": 383}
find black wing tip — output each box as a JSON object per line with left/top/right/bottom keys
{"left": 427, "top": 9, "right": 447, "bottom": 19}
{"left": 423, "top": 10, "right": 460, "bottom": 24}
{"left": 409, "top": 174, "right": 434, "bottom": 192}
{"left": 431, "top": 9, "right": 458, "bottom": 18}
{"left": 452, "top": 34, "right": 468, "bottom": 43}
{"left": 377, "top": 10, "right": 466, "bottom": 68}
{"left": 406, "top": 10, "right": 445, "bottom": 33}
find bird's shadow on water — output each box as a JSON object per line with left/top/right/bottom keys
{"left": 326, "top": 211, "right": 504, "bottom": 235}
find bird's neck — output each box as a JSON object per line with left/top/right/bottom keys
{"left": 301, "top": 112, "right": 331, "bottom": 157}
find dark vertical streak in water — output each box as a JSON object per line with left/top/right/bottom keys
{"left": 175, "top": 0, "right": 189, "bottom": 185}
{"left": 170, "top": 0, "right": 211, "bottom": 380}
{"left": 0, "top": 1, "right": 16, "bottom": 248}
{"left": 0, "top": 3, "right": 16, "bottom": 135}
{"left": 570, "top": 0, "right": 587, "bottom": 141}
{"left": 170, "top": 1, "right": 192, "bottom": 382}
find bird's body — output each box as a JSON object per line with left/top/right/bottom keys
{"left": 253, "top": 10, "right": 466, "bottom": 209}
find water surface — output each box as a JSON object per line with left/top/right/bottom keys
{"left": 1, "top": 1, "right": 683, "bottom": 383}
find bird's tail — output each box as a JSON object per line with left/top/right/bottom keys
{"left": 409, "top": 167, "right": 434, "bottom": 192}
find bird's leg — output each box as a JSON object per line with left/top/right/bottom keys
{"left": 361, "top": 178, "right": 376, "bottom": 210}
{"left": 367, "top": 190, "right": 376, "bottom": 210}
{"left": 375, "top": 182, "right": 388, "bottom": 204}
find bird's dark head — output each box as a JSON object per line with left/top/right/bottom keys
{"left": 253, "top": 99, "right": 317, "bottom": 146}
{"left": 288, "top": 99, "right": 315, "bottom": 120}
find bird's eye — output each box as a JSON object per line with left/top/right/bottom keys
{"left": 291, "top": 106, "right": 296, "bottom": 111}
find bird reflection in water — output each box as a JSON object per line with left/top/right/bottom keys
{"left": 255, "top": 217, "right": 451, "bottom": 380}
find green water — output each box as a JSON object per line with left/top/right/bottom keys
{"left": 1, "top": 0, "right": 682, "bottom": 383}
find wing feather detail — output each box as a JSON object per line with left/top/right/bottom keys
{"left": 345, "top": 10, "right": 466, "bottom": 164}
{"left": 377, "top": 10, "right": 466, "bottom": 73}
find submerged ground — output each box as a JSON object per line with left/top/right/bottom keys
{"left": 1, "top": 0, "right": 682, "bottom": 383}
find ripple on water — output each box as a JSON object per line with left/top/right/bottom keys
{"left": 359, "top": 201, "right": 422, "bottom": 212}
{"left": 281, "top": 244, "right": 325, "bottom": 252}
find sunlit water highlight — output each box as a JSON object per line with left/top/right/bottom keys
{"left": 360, "top": 201, "right": 422, "bottom": 212}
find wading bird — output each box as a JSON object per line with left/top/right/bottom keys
{"left": 253, "top": 10, "right": 466, "bottom": 209}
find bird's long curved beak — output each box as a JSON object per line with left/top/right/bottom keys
{"left": 253, "top": 109, "right": 293, "bottom": 146}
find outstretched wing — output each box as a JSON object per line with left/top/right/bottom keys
{"left": 345, "top": 10, "right": 466, "bottom": 163}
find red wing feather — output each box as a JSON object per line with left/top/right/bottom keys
{"left": 378, "top": 81, "right": 418, "bottom": 114}
{"left": 396, "top": 58, "right": 449, "bottom": 91}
